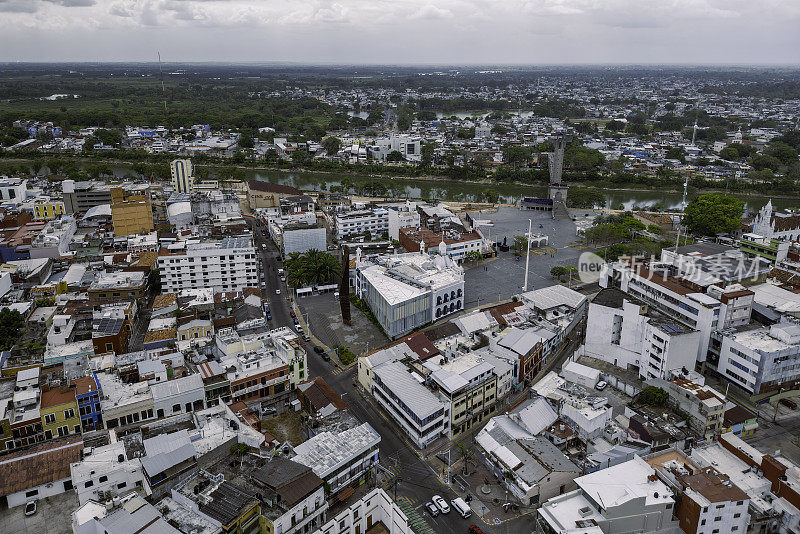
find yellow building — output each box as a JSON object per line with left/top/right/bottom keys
{"left": 111, "top": 188, "right": 154, "bottom": 236}
{"left": 33, "top": 199, "right": 66, "bottom": 221}
{"left": 177, "top": 319, "right": 214, "bottom": 342}
{"left": 40, "top": 386, "right": 81, "bottom": 440}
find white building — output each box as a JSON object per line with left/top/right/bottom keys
{"left": 713, "top": 321, "right": 800, "bottom": 395}
{"left": 372, "top": 360, "right": 449, "bottom": 449}
{"left": 158, "top": 236, "right": 259, "bottom": 293}
{"left": 268, "top": 218, "right": 327, "bottom": 256}
{"left": 150, "top": 373, "right": 206, "bottom": 419}
{"left": 386, "top": 201, "right": 420, "bottom": 241}
{"left": 584, "top": 288, "right": 703, "bottom": 380}
{"left": 291, "top": 422, "right": 380, "bottom": 497}
{"left": 315, "top": 488, "right": 413, "bottom": 534}
{"left": 170, "top": 159, "right": 194, "bottom": 194}
{"left": 537, "top": 455, "right": 680, "bottom": 534}
{"left": 752, "top": 200, "right": 800, "bottom": 241}
{"left": 354, "top": 251, "right": 464, "bottom": 339}
{"left": 29, "top": 215, "right": 77, "bottom": 258}
{"left": 0, "top": 177, "right": 28, "bottom": 206}
{"left": 335, "top": 207, "right": 389, "bottom": 240}
{"left": 70, "top": 440, "right": 145, "bottom": 505}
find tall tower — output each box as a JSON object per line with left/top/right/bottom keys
{"left": 170, "top": 159, "right": 194, "bottom": 193}
{"left": 548, "top": 134, "right": 568, "bottom": 204}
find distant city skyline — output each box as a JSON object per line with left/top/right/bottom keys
{"left": 0, "top": 0, "right": 798, "bottom": 65}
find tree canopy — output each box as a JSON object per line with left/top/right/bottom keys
{"left": 682, "top": 194, "right": 745, "bottom": 236}
{"left": 0, "top": 309, "right": 24, "bottom": 351}
{"left": 284, "top": 249, "right": 340, "bottom": 288}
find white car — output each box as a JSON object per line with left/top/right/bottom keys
{"left": 431, "top": 495, "right": 450, "bottom": 514}
{"left": 275, "top": 289, "right": 281, "bottom": 295}
{"left": 595, "top": 380, "right": 608, "bottom": 391}
{"left": 24, "top": 502, "right": 36, "bottom": 517}
{"left": 295, "top": 324, "right": 304, "bottom": 333}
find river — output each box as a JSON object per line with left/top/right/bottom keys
{"left": 102, "top": 163, "right": 796, "bottom": 212}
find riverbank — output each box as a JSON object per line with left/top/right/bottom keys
{"left": 2, "top": 156, "right": 798, "bottom": 210}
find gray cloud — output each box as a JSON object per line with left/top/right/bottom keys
{"left": 0, "top": 0, "right": 38, "bottom": 12}
{"left": 43, "top": 0, "right": 96, "bottom": 6}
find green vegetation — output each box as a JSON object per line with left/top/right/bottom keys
{"left": 583, "top": 212, "right": 668, "bottom": 261}
{"left": 284, "top": 249, "right": 340, "bottom": 288}
{"left": 0, "top": 309, "right": 24, "bottom": 351}
{"left": 682, "top": 194, "right": 745, "bottom": 236}
{"left": 335, "top": 346, "right": 358, "bottom": 365}
{"left": 349, "top": 294, "right": 388, "bottom": 338}
{"left": 567, "top": 188, "right": 605, "bottom": 209}
{"left": 638, "top": 386, "right": 669, "bottom": 407}
{"left": 550, "top": 265, "right": 578, "bottom": 278}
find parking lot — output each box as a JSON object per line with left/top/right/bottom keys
{"left": 297, "top": 293, "right": 389, "bottom": 356}
{"left": 0, "top": 491, "right": 78, "bottom": 534}
{"left": 465, "top": 206, "right": 584, "bottom": 307}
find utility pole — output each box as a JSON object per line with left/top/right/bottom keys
{"left": 523, "top": 219, "right": 532, "bottom": 292}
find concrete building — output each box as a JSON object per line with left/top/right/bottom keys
{"left": 675, "top": 467, "right": 750, "bottom": 534}
{"left": 170, "top": 159, "right": 194, "bottom": 193}
{"left": 316, "top": 488, "right": 413, "bottom": 534}
{"left": 158, "top": 236, "right": 259, "bottom": 293}
{"left": 40, "top": 385, "right": 81, "bottom": 440}
{"left": 29, "top": 215, "right": 77, "bottom": 258}
{"left": 291, "top": 422, "right": 380, "bottom": 501}
{"left": 537, "top": 456, "right": 680, "bottom": 534}
{"left": 97, "top": 372, "right": 156, "bottom": 432}
{"left": 70, "top": 440, "right": 144, "bottom": 505}
{"left": 398, "top": 226, "right": 488, "bottom": 263}
{"left": 110, "top": 187, "right": 154, "bottom": 236}
{"left": 252, "top": 456, "right": 328, "bottom": 534}
{"left": 246, "top": 180, "right": 303, "bottom": 210}
{"left": 657, "top": 375, "right": 726, "bottom": 439}
{"left": 387, "top": 201, "right": 421, "bottom": 241}
{"left": 354, "top": 252, "right": 464, "bottom": 339}
{"left": 269, "top": 219, "right": 327, "bottom": 256}
{"left": 31, "top": 198, "right": 66, "bottom": 221}
{"left": 335, "top": 207, "right": 389, "bottom": 240}
{"left": 584, "top": 288, "right": 703, "bottom": 380}
{"left": 151, "top": 374, "right": 206, "bottom": 419}
{"left": 752, "top": 200, "right": 800, "bottom": 242}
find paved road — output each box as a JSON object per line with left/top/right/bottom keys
{"left": 248, "top": 220, "right": 538, "bottom": 533}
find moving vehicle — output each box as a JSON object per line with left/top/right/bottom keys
{"left": 432, "top": 495, "right": 450, "bottom": 514}
{"left": 24, "top": 502, "right": 36, "bottom": 517}
{"left": 595, "top": 380, "right": 608, "bottom": 391}
{"left": 425, "top": 502, "right": 440, "bottom": 517}
{"left": 290, "top": 311, "right": 296, "bottom": 318}
{"left": 451, "top": 497, "right": 471, "bottom": 519}
{"left": 275, "top": 289, "right": 281, "bottom": 295}
{"left": 780, "top": 398, "right": 797, "bottom": 410}
{"left": 266, "top": 312, "right": 272, "bottom": 321}
{"left": 321, "top": 353, "right": 331, "bottom": 362}
{"left": 302, "top": 334, "right": 310, "bottom": 342}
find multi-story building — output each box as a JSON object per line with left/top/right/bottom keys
{"left": 354, "top": 251, "right": 464, "bottom": 339}
{"left": 317, "top": 488, "right": 413, "bottom": 534}
{"left": 585, "top": 288, "right": 703, "bottom": 380}
{"left": 40, "top": 386, "right": 81, "bottom": 440}
{"left": 675, "top": 468, "right": 751, "bottom": 534}
{"left": 335, "top": 207, "right": 389, "bottom": 240}
{"left": 713, "top": 321, "right": 800, "bottom": 395}
{"left": 739, "top": 232, "right": 790, "bottom": 265}
{"left": 398, "top": 226, "right": 488, "bottom": 263}
{"left": 71, "top": 373, "right": 103, "bottom": 432}
{"left": 70, "top": 440, "right": 144, "bottom": 505}
{"left": 31, "top": 198, "right": 66, "bottom": 221}
{"left": 110, "top": 187, "right": 154, "bottom": 236}
{"left": 386, "top": 201, "right": 421, "bottom": 240}
{"left": 269, "top": 219, "right": 327, "bottom": 257}
{"left": 170, "top": 159, "right": 194, "bottom": 193}
{"left": 87, "top": 270, "right": 148, "bottom": 301}
{"left": 537, "top": 456, "right": 679, "bottom": 534}
{"left": 3, "top": 367, "right": 45, "bottom": 450}
{"left": 0, "top": 177, "right": 28, "bottom": 206}
{"left": 246, "top": 180, "right": 303, "bottom": 210}
{"left": 252, "top": 456, "right": 328, "bottom": 534}
{"left": 29, "top": 215, "right": 77, "bottom": 258}
{"left": 657, "top": 375, "right": 726, "bottom": 439}
{"left": 158, "top": 236, "right": 259, "bottom": 293}
{"left": 97, "top": 372, "right": 156, "bottom": 431}
{"left": 291, "top": 422, "right": 380, "bottom": 501}
{"left": 62, "top": 180, "right": 150, "bottom": 215}
{"left": 751, "top": 199, "right": 800, "bottom": 241}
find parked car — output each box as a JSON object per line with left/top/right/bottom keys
{"left": 313, "top": 346, "right": 325, "bottom": 354}
{"left": 290, "top": 311, "right": 296, "bottom": 318}
{"left": 425, "top": 502, "right": 440, "bottom": 517}
{"left": 432, "top": 495, "right": 450, "bottom": 514}
{"left": 468, "top": 526, "right": 484, "bottom": 534}
{"left": 24, "top": 502, "right": 36, "bottom": 517}
{"left": 275, "top": 289, "right": 281, "bottom": 295}
{"left": 321, "top": 353, "right": 331, "bottom": 362}
{"left": 302, "top": 334, "right": 310, "bottom": 342}
{"left": 595, "top": 380, "right": 608, "bottom": 391}
{"left": 293, "top": 317, "right": 299, "bottom": 325}
{"left": 780, "top": 398, "right": 797, "bottom": 410}
{"left": 295, "top": 324, "right": 304, "bottom": 333}
{"left": 266, "top": 313, "right": 272, "bottom": 321}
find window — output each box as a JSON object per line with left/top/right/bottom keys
{"left": 734, "top": 513, "right": 741, "bottom": 518}
{"left": 85, "top": 481, "right": 94, "bottom": 488}
{"left": 173, "top": 404, "right": 181, "bottom": 413}
{"left": 99, "top": 476, "right": 108, "bottom": 483}
{"left": 118, "top": 482, "right": 127, "bottom": 489}
{"left": 714, "top": 517, "right": 721, "bottom": 522}
{"left": 25, "top": 489, "right": 38, "bottom": 498}
{"left": 64, "top": 409, "right": 75, "bottom": 419}
{"left": 44, "top": 413, "right": 56, "bottom": 424}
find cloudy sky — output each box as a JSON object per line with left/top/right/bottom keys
{"left": 0, "top": 0, "right": 798, "bottom": 64}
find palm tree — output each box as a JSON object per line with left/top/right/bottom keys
{"left": 285, "top": 249, "right": 341, "bottom": 288}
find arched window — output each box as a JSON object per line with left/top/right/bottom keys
{"left": 457, "top": 300, "right": 462, "bottom": 309}
{"left": 451, "top": 290, "right": 456, "bottom": 300}
{"left": 443, "top": 293, "right": 449, "bottom": 302}
{"left": 437, "top": 296, "right": 442, "bottom": 305}
{"left": 450, "top": 303, "right": 455, "bottom": 312}
{"left": 436, "top": 308, "right": 441, "bottom": 318}
{"left": 457, "top": 288, "right": 462, "bottom": 297}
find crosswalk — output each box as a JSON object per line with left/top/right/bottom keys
{"left": 329, "top": 366, "right": 346, "bottom": 376}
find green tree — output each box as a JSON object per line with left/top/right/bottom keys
{"left": 503, "top": 146, "right": 532, "bottom": 170}
{"left": 385, "top": 151, "right": 404, "bottom": 163}
{"left": 683, "top": 194, "right": 745, "bottom": 236}
{"left": 0, "top": 309, "right": 24, "bottom": 351}
{"left": 567, "top": 188, "right": 605, "bottom": 209}
{"left": 605, "top": 120, "right": 626, "bottom": 132}
{"left": 321, "top": 137, "right": 341, "bottom": 155}
{"left": 639, "top": 386, "right": 668, "bottom": 407}
{"left": 284, "top": 249, "right": 340, "bottom": 288}
{"left": 665, "top": 147, "right": 686, "bottom": 163}
{"left": 511, "top": 235, "right": 528, "bottom": 254}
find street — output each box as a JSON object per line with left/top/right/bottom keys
{"left": 248, "top": 219, "right": 536, "bottom": 533}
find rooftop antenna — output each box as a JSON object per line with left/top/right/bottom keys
{"left": 158, "top": 51, "right": 166, "bottom": 114}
